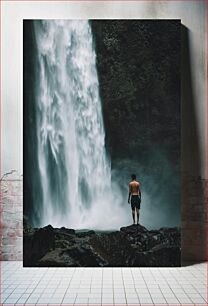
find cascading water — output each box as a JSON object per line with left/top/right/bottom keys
{"left": 33, "top": 20, "right": 128, "bottom": 230}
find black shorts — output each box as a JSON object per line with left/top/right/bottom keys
{"left": 131, "top": 195, "right": 141, "bottom": 210}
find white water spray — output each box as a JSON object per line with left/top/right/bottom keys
{"left": 34, "top": 20, "right": 129, "bottom": 229}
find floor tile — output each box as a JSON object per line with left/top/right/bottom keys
{"left": 0, "top": 261, "right": 207, "bottom": 306}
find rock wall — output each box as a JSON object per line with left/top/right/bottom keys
{"left": 91, "top": 20, "right": 180, "bottom": 163}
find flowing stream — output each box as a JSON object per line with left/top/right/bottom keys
{"left": 33, "top": 20, "right": 128, "bottom": 229}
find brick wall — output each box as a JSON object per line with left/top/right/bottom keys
{"left": 0, "top": 171, "right": 207, "bottom": 263}
{"left": 0, "top": 172, "right": 23, "bottom": 260}
{"left": 181, "top": 176, "right": 208, "bottom": 263}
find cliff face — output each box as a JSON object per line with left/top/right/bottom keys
{"left": 90, "top": 20, "right": 181, "bottom": 163}
{"left": 23, "top": 20, "right": 43, "bottom": 224}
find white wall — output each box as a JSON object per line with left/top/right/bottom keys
{"left": 1, "top": 1, "right": 207, "bottom": 178}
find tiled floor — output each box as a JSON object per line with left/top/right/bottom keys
{"left": 0, "top": 261, "right": 207, "bottom": 305}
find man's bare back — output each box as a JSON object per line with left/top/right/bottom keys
{"left": 129, "top": 180, "right": 140, "bottom": 195}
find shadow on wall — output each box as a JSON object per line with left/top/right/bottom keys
{"left": 181, "top": 25, "right": 207, "bottom": 264}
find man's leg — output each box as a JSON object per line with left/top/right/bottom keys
{"left": 136, "top": 208, "right": 140, "bottom": 224}
{"left": 132, "top": 209, "right": 135, "bottom": 224}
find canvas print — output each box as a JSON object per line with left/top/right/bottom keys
{"left": 23, "top": 19, "right": 181, "bottom": 267}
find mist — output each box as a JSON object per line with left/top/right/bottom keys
{"left": 111, "top": 150, "right": 181, "bottom": 230}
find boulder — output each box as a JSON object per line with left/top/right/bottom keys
{"left": 23, "top": 224, "right": 55, "bottom": 266}
{"left": 59, "top": 227, "right": 75, "bottom": 235}
{"left": 39, "top": 244, "right": 108, "bottom": 267}
{"left": 38, "top": 248, "right": 77, "bottom": 267}
{"left": 133, "top": 245, "right": 181, "bottom": 267}
{"left": 120, "top": 224, "right": 148, "bottom": 235}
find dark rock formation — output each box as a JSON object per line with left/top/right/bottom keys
{"left": 23, "top": 20, "right": 43, "bottom": 226}
{"left": 90, "top": 20, "right": 180, "bottom": 163}
{"left": 23, "top": 220, "right": 181, "bottom": 267}
{"left": 23, "top": 224, "right": 55, "bottom": 266}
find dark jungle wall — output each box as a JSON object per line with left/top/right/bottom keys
{"left": 91, "top": 20, "right": 181, "bottom": 164}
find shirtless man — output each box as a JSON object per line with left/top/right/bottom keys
{"left": 128, "top": 174, "right": 141, "bottom": 225}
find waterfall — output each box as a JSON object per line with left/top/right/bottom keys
{"left": 33, "top": 20, "right": 128, "bottom": 230}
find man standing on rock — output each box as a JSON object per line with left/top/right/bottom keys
{"left": 128, "top": 174, "right": 141, "bottom": 225}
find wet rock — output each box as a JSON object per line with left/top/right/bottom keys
{"left": 120, "top": 224, "right": 148, "bottom": 235}
{"left": 39, "top": 244, "right": 108, "bottom": 267}
{"left": 23, "top": 223, "right": 181, "bottom": 267}
{"left": 23, "top": 224, "right": 55, "bottom": 266}
{"left": 38, "top": 248, "right": 77, "bottom": 267}
{"left": 90, "top": 231, "right": 132, "bottom": 266}
{"left": 63, "top": 244, "right": 108, "bottom": 267}
{"left": 76, "top": 230, "right": 95, "bottom": 238}
{"left": 133, "top": 245, "right": 181, "bottom": 267}
{"left": 59, "top": 227, "right": 75, "bottom": 235}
